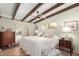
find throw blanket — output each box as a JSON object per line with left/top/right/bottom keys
{"left": 41, "top": 48, "right": 61, "bottom": 56}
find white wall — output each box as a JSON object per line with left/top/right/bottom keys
{"left": 0, "top": 17, "right": 35, "bottom": 35}
{"left": 15, "top": 21, "right": 35, "bottom": 36}
{"left": 36, "top": 6, "right": 79, "bottom": 53}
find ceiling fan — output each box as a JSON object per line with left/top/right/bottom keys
{"left": 31, "top": 11, "right": 43, "bottom": 19}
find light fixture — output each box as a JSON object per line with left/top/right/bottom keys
{"left": 35, "top": 30, "right": 38, "bottom": 33}
{"left": 49, "top": 23, "right": 57, "bottom": 27}
{"left": 62, "top": 26, "right": 71, "bottom": 32}
{"left": 62, "top": 26, "right": 71, "bottom": 40}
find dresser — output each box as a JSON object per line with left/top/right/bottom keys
{"left": 0, "top": 32, "right": 15, "bottom": 47}
{"left": 59, "top": 38, "right": 73, "bottom": 56}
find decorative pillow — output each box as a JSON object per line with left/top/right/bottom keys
{"left": 37, "top": 32, "right": 44, "bottom": 37}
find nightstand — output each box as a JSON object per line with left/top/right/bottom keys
{"left": 59, "top": 38, "right": 73, "bottom": 56}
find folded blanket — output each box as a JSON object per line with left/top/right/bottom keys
{"left": 41, "top": 48, "right": 61, "bottom": 56}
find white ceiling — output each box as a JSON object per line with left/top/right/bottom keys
{"left": 24, "top": 3, "right": 56, "bottom": 21}
{"left": 0, "top": 3, "right": 16, "bottom": 18}
{"left": 41, "top": 3, "right": 75, "bottom": 18}
{"left": 0, "top": 3, "right": 78, "bottom": 23}
{"left": 15, "top": 3, "right": 37, "bottom": 20}
{"left": 32, "top": 3, "right": 75, "bottom": 22}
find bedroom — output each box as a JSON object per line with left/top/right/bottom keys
{"left": 0, "top": 3, "right": 79, "bottom": 56}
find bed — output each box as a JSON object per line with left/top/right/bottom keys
{"left": 19, "top": 36, "right": 60, "bottom": 56}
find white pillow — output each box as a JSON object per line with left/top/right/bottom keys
{"left": 37, "top": 32, "right": 44, "bottom": 36}
{"left": 42, "top": 33, "right": 48, "bottom": 37}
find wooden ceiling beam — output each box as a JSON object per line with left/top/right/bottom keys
{"left": 12, "top": 3, "right": 21, "bottom": 20}
{"left": 0, "top": 16, "right": 2, "bottom": 18}
{"left": 28, "top": 3, "right": 64, "bottom": 23}
{"left": 34, "top": 3, "right": 79, "bottom": 24}
{"left": 21, "top": 3, "right": 43, "bottom": 21}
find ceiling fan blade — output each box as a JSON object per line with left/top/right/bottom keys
{"left": 31, "top": 11, "right": 43, "bottom": 19}
{"left": 31, "top": 15, "right": 36, "bottom": 17}
{"left": 39, "top": 14, "right": 43, "bottom": 17}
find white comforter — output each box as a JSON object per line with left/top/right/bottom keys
{"left": 19, "top": 36, "right": 59, "bottom": 56}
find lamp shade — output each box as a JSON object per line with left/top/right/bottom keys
{"left": 62, "top": 26, "right": 71, "bottom": 32}
{"left": 35, "top": 30, "right": 38, "bottom": 33}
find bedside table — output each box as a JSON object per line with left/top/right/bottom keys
{"left": 59, "top": 38, "right": 73, "bottom": 56}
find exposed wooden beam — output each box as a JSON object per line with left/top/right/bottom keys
{"left": 21, "top": 3, "right": 43, "bottom": 21}
{"left": 12, "top": 3, "right": 21, "bottom": 20}
{"left": 34, "top": 3, "right": 79, "bottom": 24}
{"left": 0, "top": 16, "right": 2, "bottom": 18}
{"left": 28, "top": 3, "right": 64, "bottom": 23}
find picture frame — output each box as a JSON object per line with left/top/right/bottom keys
{"left": 64, "top": 21, "right": 78, "bottom": 31}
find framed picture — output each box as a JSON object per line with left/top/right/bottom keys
{"left": 64, "top": 21, "right": 78, "bottom": 31}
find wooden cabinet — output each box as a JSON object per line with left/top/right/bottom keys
{"left": 59, "top": 38, "right": 73, "bottom": 56}
{"left": 0, "top": 32, "right": 15, "bottom": 47}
